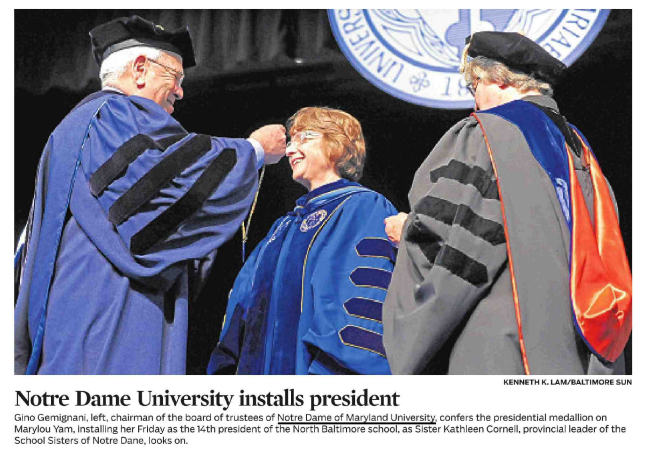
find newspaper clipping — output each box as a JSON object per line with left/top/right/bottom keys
{"left": 8, "top": 7, "right": 640, "bottom": 452}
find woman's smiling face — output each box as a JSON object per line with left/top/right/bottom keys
{"left": 287, "top": 131, "right": 339, "bottom": 191}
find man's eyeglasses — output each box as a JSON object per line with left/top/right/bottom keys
{"left": 287, "top": 130, "right": 322, "bottom": 149}
{"left": 148, "top": 58, "right": 185, "bottom": 87}
{"left": 467, "top": 76, "right": 481, "bottom": 97}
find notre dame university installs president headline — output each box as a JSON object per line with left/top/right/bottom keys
{"left": 9, "top": 376, "right": 638, "bottom": 450}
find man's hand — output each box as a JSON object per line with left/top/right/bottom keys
{"left": 384, "top": 212, "right": 409, "bottom": 247}
{"left": 249, "top": 125, "right": 286, "bottom": 165}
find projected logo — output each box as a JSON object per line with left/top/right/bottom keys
{"left": 328, "top": 9, "right": 609, "bottom": 109}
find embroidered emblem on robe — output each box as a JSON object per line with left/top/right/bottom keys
{"left": 300, "top": 209, "right": 328, "bottom": 232}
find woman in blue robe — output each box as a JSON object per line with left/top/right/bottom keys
{"left": 208, "top": 107, "right": 397, "bottom": 375}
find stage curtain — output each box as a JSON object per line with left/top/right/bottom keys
{"left": 15, "top": 9, "right": 338, "bottom": 94}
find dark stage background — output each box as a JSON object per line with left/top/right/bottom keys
{"left": 15, "top": 10, "right": 632, "bottom": 374}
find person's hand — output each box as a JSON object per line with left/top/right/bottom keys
{"left": 384, "top": 212, "right": 409, "bottom": 247}
{"left": 249, "top": 125, "right": 286, "bottom": 165}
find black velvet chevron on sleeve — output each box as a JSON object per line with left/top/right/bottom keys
{"left": 109, "top": 134, "right": 211, "bottom": 226}
{"left": 90, "top": 133, "right": 187, "bottom": 197}
{"left": 130, "top": 148, "right": 237, "bottom": 255}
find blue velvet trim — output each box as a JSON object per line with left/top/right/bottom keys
{"left": 339, "top": 325, "right": 386, "bottom": 357}
{"left": 355, "top": 237, "right": 396, "bottom": 262}
{"left": 483, "top": 100, "right": 573, "bottom": 232}
{"left": 349, "top": 267, "right": 392, "bottom": 291}
{"left": 344, "top": 297, "right": 383, "bottom": 322}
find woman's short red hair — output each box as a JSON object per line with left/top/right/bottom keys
{"left": 287, "top": 107, "right": 366, "bottom": 181}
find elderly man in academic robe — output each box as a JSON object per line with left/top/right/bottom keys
{"left": 14, "top": 15, "right": 286, "bottom": 374}
{"left": 383, "top": 31, "right": 631, "bottom": 375}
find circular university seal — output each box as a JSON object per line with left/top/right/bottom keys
{"left": 300, "top": 209, "right": 328, "bottom": 232}
{"left": 328, "top": 9, "right": 610, "bottom": 109}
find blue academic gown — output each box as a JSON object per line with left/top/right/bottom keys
{"left": 14, "top": 91, "right": 259, "bottom": 374}
{"left": 208, "top": 179, "right": 397, "bottom": 375}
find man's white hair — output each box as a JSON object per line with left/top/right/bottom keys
{"left": 99, "top": 46, "right": 181, "bottom": 87}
